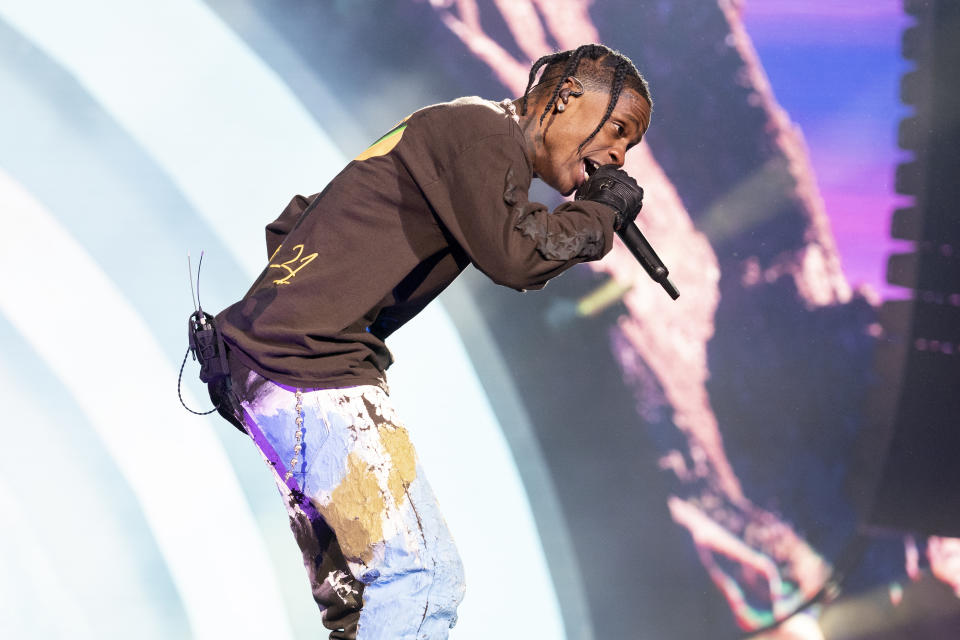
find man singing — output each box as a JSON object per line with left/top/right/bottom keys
{"left": 211, "top": 43, "right": 652, "bottom": 639}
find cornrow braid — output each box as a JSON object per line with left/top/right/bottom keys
{"left": 521, "top": 52, "right": 556, "bottom": 116}
{"left": 537, "top": 45, "right": 597, "bottom": 126}
{"left": 520, "top": 44, "right": 652, "bottom": 152}
{"left": 578, "top": 59, "right": 627, "bottom": 153}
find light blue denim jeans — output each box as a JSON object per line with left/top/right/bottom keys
{"left": 238, "top": 375, "right": 465, "bottom": 639}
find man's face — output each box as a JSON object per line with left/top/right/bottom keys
{"left": 532, "top": 84, "right": 651, "bottom": 196}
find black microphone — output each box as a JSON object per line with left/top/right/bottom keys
{"left": 574, "top": 164, "right": 679, "bottom": 300}
{"left": 618, "top": 222, "right": 679, "bottom": 300}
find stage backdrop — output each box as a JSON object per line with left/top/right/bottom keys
{"left": 1, "top": 2, "right": 954, "bottom": 639}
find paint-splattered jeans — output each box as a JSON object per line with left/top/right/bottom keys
{"left": 237, "top": 375, "right": 465, "bottom": 639}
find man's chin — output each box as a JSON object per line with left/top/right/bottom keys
{"left": 538, "top": 173, "right": 576, "bottom": 197}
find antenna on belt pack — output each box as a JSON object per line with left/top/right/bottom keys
{"left": 179, "top": 251, "right": 230, "bottom": 415}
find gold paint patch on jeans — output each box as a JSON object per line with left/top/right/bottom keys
{"left": 323, "top": 452, "right": 385, "bottom": 563}
{"left": 379, "top": 424, "right": 417, "bottom": 508}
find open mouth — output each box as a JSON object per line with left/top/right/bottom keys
{"left": 582, "top": 158, "right": 600, "bottom": 183}
{"left": 577, "top": 158, "right": 600, "bottom": 187}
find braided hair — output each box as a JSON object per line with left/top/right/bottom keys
{"left": 521, "top": 44, "right": 652, "bottom": 153}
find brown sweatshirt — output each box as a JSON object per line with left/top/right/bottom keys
{"left": 217, "top": 97, "right": 618, "bottom": 390}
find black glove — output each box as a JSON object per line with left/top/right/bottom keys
{"left": 574, "top": 164, "right": 644, "bottom": 231}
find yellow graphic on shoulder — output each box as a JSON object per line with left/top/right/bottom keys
{"left": 269, "top": 244, "right": 317, "bottom": 285}
{"left": 354, "top": 118, "right": 409, "bottom": 161}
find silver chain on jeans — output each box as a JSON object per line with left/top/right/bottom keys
{"left": 285, "top": 389, "right": 304, "bottom": 481}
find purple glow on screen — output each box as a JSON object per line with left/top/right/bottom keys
{"left": 742, "top": 0, "right": 913, "bottom": 299}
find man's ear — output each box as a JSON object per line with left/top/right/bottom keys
{"left": 556, "top": 76, "right": 585, "bottom": 112}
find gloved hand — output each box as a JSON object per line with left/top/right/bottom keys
{"left": 574, "top": 164, "right": 644, "bottom": 231}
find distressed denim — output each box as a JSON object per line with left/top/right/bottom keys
{"left": 237, "top": 375, "right": 465, "bottom": 639}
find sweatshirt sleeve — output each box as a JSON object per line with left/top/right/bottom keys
{"left": 422, "top": 132, "right": 619, "bottom": 291}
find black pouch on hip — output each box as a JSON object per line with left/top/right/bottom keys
{"left": 186, "top": 310, "right": 246, "bottom": 433}
{"left": 188, "top": 310, "right": 229, "bottom": 384}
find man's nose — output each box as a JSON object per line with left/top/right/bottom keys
{"left": 607, "top": 146, "right": 625, "bottom": 167}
